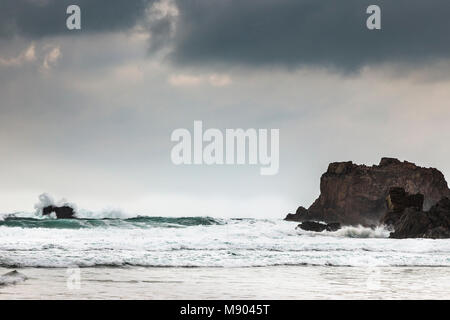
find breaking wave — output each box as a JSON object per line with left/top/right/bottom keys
{"left": 1, "top": 216, "right": 450, "bottom": 268}
{"left": 0, "top": 216, "right": 224, "bottom": 229}
{"left": 0, "top": 193, "right": 449, "bottom": 268}
{"left": 330, "top": 225, "right": 390, "bottom": 238}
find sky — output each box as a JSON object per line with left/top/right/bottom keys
{"left": 1, "top": 0, "right": 450, "bottom": 217}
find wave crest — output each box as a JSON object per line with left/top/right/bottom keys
{"left": 0, "top": 216, "right": 225, "bottom": 229}
{"left": 332, "top": 225, "right": 390, "bottom": 238}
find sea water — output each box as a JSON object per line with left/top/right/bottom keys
{"left": 1, "top": 211, "right": 449, "bottom": 299}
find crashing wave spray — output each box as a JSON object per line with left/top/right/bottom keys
{"left": 34, "top": 193, "right": 77, "bottom": 217}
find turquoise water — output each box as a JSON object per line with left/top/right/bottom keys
{"left": 0, "top": 216, "right": 223, "bottom": 229}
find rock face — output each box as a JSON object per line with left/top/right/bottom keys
{"left": 285, "top": 206, "right": 308, "bottom": 222}
{"left": 385, "top": 196, "right": 450, "bottom": 239}
{"left": 286, "top": 158, "right": 450, "bottom": 226}
{"left": 386, "top": 187, "right": 424, "bottom": 213}
{"left": 381, "top": 187, "right": 424, "bottom": 226}
{"left": 42, "top": 205, "right": 75, "bottom": 219}
{"left": 296, "top": 221, "right": 341, "bottom": 232}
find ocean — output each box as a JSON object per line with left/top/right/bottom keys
{"left": 1, "top": 211, "right": 450, "bottom": 299}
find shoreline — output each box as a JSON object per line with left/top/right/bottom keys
{"left": 1, "top": 265, "right": 450, "bottom": 300}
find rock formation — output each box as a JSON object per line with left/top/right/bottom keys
{"left": 381, "top": 187, "right": 424, "bottom": 226}
{"left": 42, "top": 205, "right": 76, "bottom": 219}
{"left": 285, "top": 158, "right": 450, "bottom": 226}
{"left": 386, "top": 187, "right": 424, "bottom": 213}
{"left": 296, "top": 221, "right": 341, "bottom": 232}
{"left": 382, "top": 192, "right": 450, "bottom": 239}
{"left": 285, "top": 206, "right": 308, "bottom": 222}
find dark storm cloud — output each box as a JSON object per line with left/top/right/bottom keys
{"left": 167, "top": 0, "right": 450, "bottom": 71}
{"left": 2, "top": 0, "right": 450, "bottom": 71}
{"left": 0, "top": 0, "right": 153, "bottom": 38}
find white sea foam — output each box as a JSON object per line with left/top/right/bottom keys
{"left": 1, "top": 218, "right": 449, "bottom": 268}
{"left": 330, "top": 225, "right": 391, "bottom": 238}
{"left": 0, "top": 270, "right": 27, "bottom": 286}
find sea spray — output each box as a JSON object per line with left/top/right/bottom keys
{"left": 331, "top": 225, "right": 390, "bottom": 238}
{"left": 34, "top": 193, "right": 78, "bottom": 217}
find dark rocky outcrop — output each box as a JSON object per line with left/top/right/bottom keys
{"left": 386, "top": 187, "right": 424, "bottom": 213}
{"left": 387, "top": 197, "right": 450, "bottom": 239}
{"left": 381, "top": 187, "right": 424, "bottom": 226}
{"left": 42, "top": 205, "right": 75, "bottom": 219}
{"left": 296, "top": 221, "right": 341, "bottom": 232}
{"left": 325, "top": 222, "right": 342, "bottom": 232}
{"left": 285, "top": 206, "right": 308, "bottom": 222}
{"left": 285, "top": 158, "right": 450, "bottom": 226}
{"left": 379, "top": 188, "right": 450, "bottom": 238}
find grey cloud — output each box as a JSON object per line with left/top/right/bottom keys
{"left": 0, "top": 0, "right": 153, "bottom": 38}
{"left": 3, "top": 1, "right": 450, "bottom": 71}
{"left": 164, "top": 0, "right": 450, "bottom": 71}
